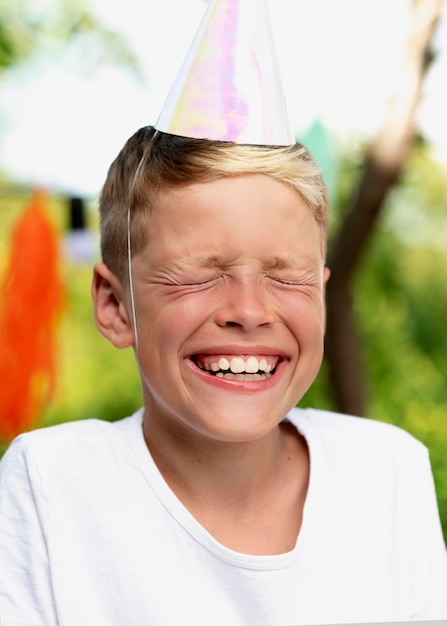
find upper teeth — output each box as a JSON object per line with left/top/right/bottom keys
{"left": 206, "top": 356, "right": 273, "bottom": 374}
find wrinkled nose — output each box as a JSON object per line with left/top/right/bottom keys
{"left": 214, "top": 279, "right": 275, "bottom": 331}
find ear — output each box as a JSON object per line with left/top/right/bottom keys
{"left": 92, "top": 263, "right": 135, "bottom": 349}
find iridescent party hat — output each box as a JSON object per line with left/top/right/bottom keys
{"left": 155, "top": 0, "right": 294, "bottom": 146}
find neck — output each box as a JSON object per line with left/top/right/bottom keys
{"left": 142, "top": 411, "right": 309, "bottom": 555}
{"left": 144, "top": 413, "right": 284, "bottom": 498}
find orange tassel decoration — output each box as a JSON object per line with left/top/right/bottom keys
{"left": 0, "top": 191, "right": 64, "bottom": 442}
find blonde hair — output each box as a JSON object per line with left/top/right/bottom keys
{"left": 99, "top": 126, "right": 328, "bottom": 280}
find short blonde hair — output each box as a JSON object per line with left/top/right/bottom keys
{"left": 99, "top": 126, "right": 328, "bottom": 280}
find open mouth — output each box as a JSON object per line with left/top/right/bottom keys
{"left": 192, "top": 354, "right": 280, "bottom": 381}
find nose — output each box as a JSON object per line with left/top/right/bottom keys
{"left": 214, "top": 277, "right": 275, "bottom": 331}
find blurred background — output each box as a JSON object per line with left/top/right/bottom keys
{"left": 0, "top": 0, "right": 446, "bottom": 539}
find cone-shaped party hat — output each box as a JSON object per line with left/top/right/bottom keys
{"left": 155, "top": 0, "right": 294, "bottom": 145}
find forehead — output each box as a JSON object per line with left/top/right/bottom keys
{"left": 145, "top": 174, "right": 324, "bottom": 265}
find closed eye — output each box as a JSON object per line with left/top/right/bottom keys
{"left": 267, "top": 272, "right": 320, "bottom": 289}
{"left": 267, "top": 274, "right": 304, "bottom": 286}
{"left": 180, "top": 279, "right": 218, "bottom": 287}
{"left": 150, "top": 272, "right": 222, "bottom": 288}
{"left": 179, "top": 272, "right": 223, "bottom": 286}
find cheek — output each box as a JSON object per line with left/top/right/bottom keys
{"left": 140, "top": 297, "right": 211, "bottom": 350}
{"left": 282, "top": 297, "right": 326, "bottom": 344}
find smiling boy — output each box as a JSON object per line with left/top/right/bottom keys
{"left": 2, "top": 124, "right": 446, "bottom": 625}
{"left": 1, "top": 0, "right": 447, "bottom": 623}
{"left": 93, "top": 130, "right": 328, "bottom": 558}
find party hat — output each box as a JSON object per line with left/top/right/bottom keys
{"left": 155, "top": 0, "right": 294, "bottom": 145}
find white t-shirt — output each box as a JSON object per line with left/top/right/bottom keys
{"left": 1, "top": 408, "right": 446, "bottom": 625}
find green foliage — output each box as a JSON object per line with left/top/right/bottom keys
{"left": 354, "top": 230, "right": 447, "bottom": 532}
{"left": 45, "top": 261, "right": 143, "bottom": 427}
{"left": 305, "top": 144, "right": 447, "bottom": 539}
{"left": 0, "top": 0, "right": 139, "bottom": 73}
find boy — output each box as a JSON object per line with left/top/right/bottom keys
{"left": 1, "top": 124, "right": 447, "bottom": 625}
{"left": 1, "top": 1, "right": 447, "bottom": 623}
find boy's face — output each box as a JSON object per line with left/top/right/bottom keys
{"left": 101, "top": 173, "right": 329, "bottom": 444}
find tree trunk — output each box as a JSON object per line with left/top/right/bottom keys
{"left": 324, "top": 0, "right": 443, "bottom": 416}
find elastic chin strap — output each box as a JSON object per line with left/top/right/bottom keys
{"left": 127, "top": 152, "right": 149, "bottom": 353}
{"left": 127, "top": 202, "right": 139, "bottom": 352}
{"left": 127, "top": 130, "right": 159, "bottom": 353}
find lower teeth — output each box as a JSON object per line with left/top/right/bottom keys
{"left": 215, "top": 372, "right": 271, "bottom": 380}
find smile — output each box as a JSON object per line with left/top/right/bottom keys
{"left": 193, "top": 354, "right": 279, "bottom": 381}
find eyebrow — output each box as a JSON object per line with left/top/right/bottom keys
{"left": 169, "top": 255, "right": 222, "bottom": 269}
{"left": 171, "top": 254, "right": 319, "bottom": 271}
{"left": 268, "top": 256, "right": 312, "bottom": 270}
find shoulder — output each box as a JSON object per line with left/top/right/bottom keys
{"left": 286, "top": 408, "right": 439, "bottom": 531}
{"left": 0, "top": 410, "right": 143, "bottom": 480}
{"left": 289, "top": 406, "right": 425, "bottom": 447}
{"left": 287, "top": 407, "right": 429, "bottom": 471}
